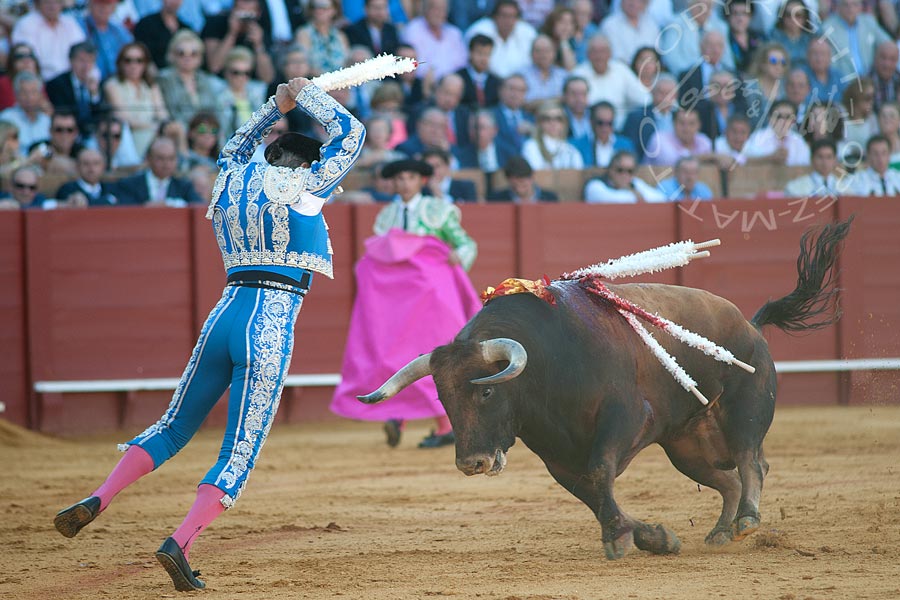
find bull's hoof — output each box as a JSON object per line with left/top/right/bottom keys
{"left": 704, "top": 526, "right": 733, "bottom": 546}
{"left": 602, "top": 530, "right": 634, "bottom": 560}
{"left": 731, "top": 515, "right": 760, "bottom": 541}
{"left": 634, "top": 524, "right": 681, "bottom": 555}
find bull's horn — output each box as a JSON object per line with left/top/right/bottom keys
{"left": 357, "top": 354, "right": 432, "bottom": 404}
{"left": 470, "top": 338, "right": 527, "bottom": 385}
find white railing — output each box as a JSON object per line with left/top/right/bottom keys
{"left": 34, "top": 373, "right": 341, "bottom": 394}
{"left": 30, "top": 358, "right": 900, "bottom": 395}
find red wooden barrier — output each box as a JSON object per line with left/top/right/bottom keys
{"left": 517, "top": 203, "right": 680, "bottom": 284}
{"left": 13, "top": 199, "right": 900, "bottom": 435}
{"left": 26, "top": 208, "right": 196, "bottom": 434}
{"left": 837, "top": 198, "right": 900, "bottom": 405}
{"left": 0, "top": 212, "right": 28, "bottom": 428}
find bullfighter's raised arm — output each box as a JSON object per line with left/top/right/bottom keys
{"left": 293, "top": 84, "right": 365, "bottom": 197}
{"left": 216, "top": 83, "right": 365, "bottom": 199}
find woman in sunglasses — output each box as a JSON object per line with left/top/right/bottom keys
{"left": 220, "top": 46, "right": 267, "bottom": 138}
{"left": 521, "top": 100, "right": 584, "bottom": 171}
{"left": 181, "top": 111, "right": 222, "bottom": 172}
{"left": 584, "top": 149, "right": 665, "bottom": 203}
{"left": 157, "top": 30, "right": 225, "bottom": 131}
{"left": 742, "top": 42, "right": 790, "bottom": 128}
{"left": 103, "top": 42, "right": 170, "bottom": 157}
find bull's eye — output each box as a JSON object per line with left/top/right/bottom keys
{"left": 481, "top": 387, "right": 493, "bottom": 400}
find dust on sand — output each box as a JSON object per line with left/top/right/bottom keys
{"left": 1, "top": 405, "right": 898, "bottom": 600}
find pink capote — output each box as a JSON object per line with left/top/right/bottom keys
{"left": 330, "top": 229, "right": 482, "bottom": 421}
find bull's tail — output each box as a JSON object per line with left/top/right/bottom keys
{"left": 751, "top": 216, "right": 853, "bottom": 332}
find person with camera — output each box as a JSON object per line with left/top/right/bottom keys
{"left": 201, "top": 0, "right": 276, "bottom": 83}
{"left": 26, "top": 109, "right": 83, "bottom": 178}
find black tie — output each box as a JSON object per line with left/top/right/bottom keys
{"left": 402, "top": 205, "right": 408, "bottom": 230}
{"left": 881, "top": 176, "right": 888, "bottom": 195}
{"left": 78, "top": 83, "right": 90, "bottom": 120}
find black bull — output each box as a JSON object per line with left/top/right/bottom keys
{"left": 359, "top": 219, "right": 852, "bottom": 559}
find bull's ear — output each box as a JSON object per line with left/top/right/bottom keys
{"left": 470, "top": 338, "right": 527, "bottom": 385}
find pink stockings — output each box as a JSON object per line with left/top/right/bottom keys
{"left": 92, "top": 445, "right": 154, "bottom": 511}
{"left": 91, "top": 446, "right": 226, "bottom": 559}
{"left": 171, "top": 484, "right": 226, "bottom": 560}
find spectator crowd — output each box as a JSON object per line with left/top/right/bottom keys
{"left": 2, "top": 0, "right": 900, "bottom": 210}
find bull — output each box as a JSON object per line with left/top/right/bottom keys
{"left": 358, "top": 219, "right": 852, "bottom": 559}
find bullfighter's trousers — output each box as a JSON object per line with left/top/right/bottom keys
{"left": 121, "top": 282, "right": 305, "bottom": 508}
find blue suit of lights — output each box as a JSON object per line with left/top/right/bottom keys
{"left": 122, "top": 85, "right": 364, "bottom": 508}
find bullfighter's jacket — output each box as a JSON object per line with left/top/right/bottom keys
{"left": 206, "top": 84, "right": 365, "bottom": 280}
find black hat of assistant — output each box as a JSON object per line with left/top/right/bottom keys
{"left": 381, "top": 158, "right": 434, "bottom": 178}
{"left": 264, "top": 132, "right": 323, "bottom": 165}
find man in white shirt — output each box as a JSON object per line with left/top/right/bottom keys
{"left": 584, "top": 150, "right": 666, "bottom": 203}
{"left": 849, "top": 134, "right": 900, "bottom": 196}
{"left": 599, "top": 0, "right": 660, "bottom": 64}
{"left": 571, "top": 34, "right": 651, "bottom": 130}
{"left": 785, "top": 139, "right": 850, "bottom": 197}
{"left": 742, "top": 100, "right": 811, "bottom": 166}
{"left": 713, "top": 114, "right": 751, "bottom": 169}
{"left": 11, "top": 0, "right": 87, "bottom": 81}
{"left": 0, "top": 72, "right": 52, "bottom": 155}
{"left": 465, "top": 0, "right": 537, "bottom": 78}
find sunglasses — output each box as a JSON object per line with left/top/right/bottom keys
{"left": 228, "top": 69, "right": 252, "bottom": 77}
{"left": 100, "top": 131, "right": 122, "bottom": 139}
{"left": 539, "top": 114, "right": 565, "bottom": 121}
{"left": 53, "top": 126, "right": 77, "bottom": 133}
{"left": 123, "top": 56, "right": 146, "bottom": 64}
{"left": 13, "top": 52, "right": 35, "bottom": 60}
{"left": 613, "top": 166, "right": 635, "bottom": 174}
{"left": 195, "top": 124, "right": 219, "bottom": 134}
{"left": 13, "top": 181, "right": 37, "bottom": 191}
{"left": 773, "top": 112, "right": 796, "bottom": 120}
{"left": 768, "top": 56, "right": 788, "bottom": 66}
{"left": 594, "top": 119, "right": 613, "bottom": 127}
{"left": 176, "top": 49, "right": 201, "bottom": 57}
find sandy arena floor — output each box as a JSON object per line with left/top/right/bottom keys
{"left": 1, "top": 405, "right": 899, "bottom": 600}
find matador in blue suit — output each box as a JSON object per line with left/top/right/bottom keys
{"left": 53, "top": 77, "right": 365, "bottom": 592}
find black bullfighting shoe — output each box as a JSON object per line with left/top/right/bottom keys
{"left": 384, "top": 419, "right": 402, "bottom": 448}
{"left": 417, "top": 431, "right": 455, "bottom": 448}
{"left": 156, "top": 537, "right": 206, "bottom": 591}
{"left": 54, "top": 496, "right": 101, "bottom": 538}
